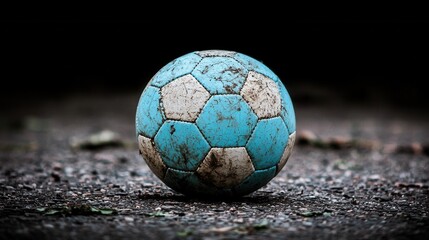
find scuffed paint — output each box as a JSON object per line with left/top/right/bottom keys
{"left": 163, "top": 168, "right": 233, "bottom": 197}
{"left": 138, "top": 135, "right": 166, "bottom": 179}
{"left": 196, "top": 95, "right": 258, "bottom": 148}
{"left": 246, "top": 117, "right": 289, "bottom": 170}
{"left": 150, "top": 52, "right": 202, "bottom": 88}
{"left": 234, "top": 53, "right": 280, "bottom": 82}
{"left": 161, "top": 74, "right": 210, "bottom": 122}
{"left": 196, "top": 50, "right": 236, "bottom": 57}
{"left": 277, "top": 131, "right": 296, "bottom": 174}
{"left": 240, "top": 71, "right": 281, "bottom": 118}
{"left": 278, "top": 81, "right": 296, "bottom": 134}
{"left": 197, "top": 147, "right": 254, "bottom": 188}
{"left": 136, "top": 50, "right": 296, "bottom": 197}
{"left": 136, "top": 86, "right": 164, "bottom": 138}
{"left": 234, "top": 166, "right": 277, "bottom": 196}
{"left": 192, "top": 57, "right": 248, "bottom": 94}
{"left": 154, "top": 120, "right": 210, "bottom": 171}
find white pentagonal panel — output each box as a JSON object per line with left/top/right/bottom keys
{"left": 138, "top": 135, "right": 166, "bottom": 179}
{"left": 240, "top": 71, "right": 281, "bottom": 118}
{"left": 161, "top": 74, "right": 211, "bottom": 122}
{"left": 197, "top": 50, "right": 236, "bottom": 57}
{"left": 276, "top": 131, "right": 296, "bottom": 173}
{"left": 196, "top": 147, "right": 255, "bottom": 188}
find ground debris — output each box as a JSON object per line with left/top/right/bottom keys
{"left": 395, "top": 142, "right": 423, "bottom": 155}
{"left": 143, "top": 211, "right": 171, "bottom": 217}
{"left": 297, "top": 129, "right": 429, "bottom": 156}
{"left": 297, "top": 211, "right": 324, "bottom": 217}
{"left": 297, "top": 130, "right": 381, "bottom": 150}
{"left": 176, "top": 229, "right": 193, "bottom": 237}
{"left": 201, "top": 219, "right": 269, "bottom": 235}
{"left": 1, "top": 94, "right": 429, "bottom": 240}
{"left": 36, "top": 203, "right": 117, "bottom": 216}
{"left": 70, "top": 130, "right": 125, "bottom": 150}
{"left": 394, "top": 182, "right": 428, "bottom": 188}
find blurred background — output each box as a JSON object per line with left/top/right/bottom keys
{"left": 2, "top": 16, "right": 427, "bottom": 111}
{"left": 1, "top": 16, "right": 428, "bottom": 240}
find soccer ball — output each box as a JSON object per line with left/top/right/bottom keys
{"left": 136, "top": 50, "right": 296, "bottom": 198}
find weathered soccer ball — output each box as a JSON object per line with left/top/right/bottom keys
{"left": 136, "top": 50, "right": 295, "bottom": 198}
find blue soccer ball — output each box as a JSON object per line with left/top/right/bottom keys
{"left": 136, "top": 50, "right": 295, "bottom": 198}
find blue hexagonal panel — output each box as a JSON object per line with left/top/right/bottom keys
{"left": 154, "top": 120, "right": 210, "bottom": 171}
{"left": 233, "top": 166, "right": 277, "bottom": 196}
{"left": 192, "top": 57, "right": 248, "bottom": 94}
{"left": 150, "top": 52, "right": 202, "bottom": 88}
{"left": 246, "top": 117, "right": 289, "bottom": 170}
{"left": 234, "top": 53, "right": 279, "bottom": 82}
{"left": 135, "top": 86, "right": 164, "bottom": 138}
{"left": 278, "top": 81, "right": 296, "bottom": 133}
{"left": 196, "top": 95, "right": 258, "bottom": 148}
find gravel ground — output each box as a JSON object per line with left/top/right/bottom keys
{"left": 1, "top": 93, "right": 428, "bottom": 240}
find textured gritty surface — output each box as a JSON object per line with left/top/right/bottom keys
{"left": 136, "top": 50, "right": 295, "bottom": 196}
{"left": 0, "top": 93, "right": 429, "bottom": 239}
{"left": 1, "top": 92, "right": 428, "bottom": 240}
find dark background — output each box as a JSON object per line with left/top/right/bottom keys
{"left": 2, "top": 16, "right": 428, "bottom": 109}
{"left": 1, "top": 17, "right": 429, "bottom": 240}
